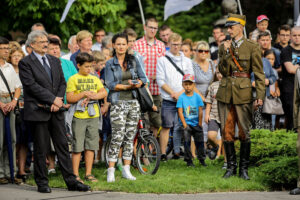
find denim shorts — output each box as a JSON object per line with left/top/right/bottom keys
{"left": 161, "top": 100, "right": 178, "bottom": 128}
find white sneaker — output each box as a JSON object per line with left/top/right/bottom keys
{"left": 48, "top": 168, "right": 56, "bottom": 175}
{"left": 122, "top": 165, "right": 136, "bottom": 181}
{"left": 107, "top": 167, "right": 115, "bottom": 182}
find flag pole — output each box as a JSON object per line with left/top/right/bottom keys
{"left": 137, "top": 0, "right": 146, "bottom": 25}
{"left": 236, "top": 0, "right": 247, "bottom": 38}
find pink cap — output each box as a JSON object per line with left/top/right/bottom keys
{"left": 257, "top": 15, "right": 269, "bottom": 23}
{"left": 182, "top": 74, "right": 195, "bottom": 82}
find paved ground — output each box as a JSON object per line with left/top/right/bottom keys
{"left": 0, "top": 184, "right": 299, "bottom": 200}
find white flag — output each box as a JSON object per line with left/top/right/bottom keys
{"left": 164, "top": 0, "right": 203, "bottom": 21}
{"left": 60, "top": 0, "right": 76, "bottom": 23}
{"left": 296, "top": 15, "right": 300, "bottom": 26}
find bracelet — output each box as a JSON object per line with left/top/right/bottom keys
{"left": 13, "top": 97, "right": 18, "bottom": 101}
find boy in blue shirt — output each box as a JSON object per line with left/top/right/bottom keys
{"left": 177, "top": 74, "right": 206, "bottom": 167}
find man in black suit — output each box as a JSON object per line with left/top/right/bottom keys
{"left": 18, "top": 30, "right": 90, "bottom": 193}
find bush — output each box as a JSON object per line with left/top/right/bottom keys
{"left": 250, "top": 129, "right": 297, "bottom": 165}
{"left": 258, "top": 156, "right": 298, "bottom": 189}
{"left": 247, "top": 129, "right": 299, "bottom": 189}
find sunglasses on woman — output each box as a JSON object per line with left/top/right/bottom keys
{"left": 197, "top": 50, "right": 209, "bottom": 54}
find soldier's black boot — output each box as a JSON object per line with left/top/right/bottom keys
{"left": 223, "top": 141, "right": 237, "bottom": 178}
{"left": 239, "top": 141, "right": 251, "bottom": 180}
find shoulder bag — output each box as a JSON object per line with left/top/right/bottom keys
{"left": 262, "top": 96, "right": 284, "bottom": 115}
{"left": 131, "top": 58, "right": 154, "bottom": 113}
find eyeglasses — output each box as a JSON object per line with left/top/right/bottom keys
{"left": 280, "top": 34, "right": 290, "bottom": 37}
{"left": 147, "top": 26, "right": 158, "bottom": 30}
{"left": 128, "top": 40, "right": 136, "bottom": 43}
{"left": 171, "top": 43, "right": 182, "bottom": 47}
{"left": 197, "top": 50, "right": 209, "bottom": 54}
{"left": 0, "top": 47, "right": 10, "bottom": 51}
{"left": 35, "top": 40, "right": 49, "bottom": 44}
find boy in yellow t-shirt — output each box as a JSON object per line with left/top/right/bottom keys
{"left": 66, "top": 52, "right": 107, "bottom": 183}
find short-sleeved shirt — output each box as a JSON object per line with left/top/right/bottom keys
{"left": 0, "top": 62, "right": 22, "bottom": 93}
{"left": 192, "top": 60, "right": 215, "bottom": 96}
{"left": 205, "top": 81, "right": 220, "bottom": 123}
{"left": 66, "top": 73, "right": 103, "bottom": 119}
{"left": 281, "top": 45, "right": 300, "bottom": 94}
{"left": 133, "top": 36, "right": 166, "bottom": 95}
{"left": 176, "top": 92, "right": 204, "bottom": 126}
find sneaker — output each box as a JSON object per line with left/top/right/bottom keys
{"left": 186, "top": 160, "right": 195, "bottom": 167}
{"left": 122, "top": 165, "right": 136, "bottom": 181}
{"left": 0, "top": 178, "right": 9, "bottom": 184}
{"left": 107, "top": 167, "right": 115, "bottom": 182}
{"left": 48, "top": 168, "right": 56, "bottom": 175}
{"left": 172, "top": 153, "right": 180, "bottom": 160}
{"left": 199, "top": 160, "right": 207, "bottom": 167}
{"left": 161, "top": 154, "right": 167, "bottom": 162}
{"left": 222, "top": 162, "right": 227, "bottom": 170}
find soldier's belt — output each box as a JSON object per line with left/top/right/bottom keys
{"left": 231, "top": 72, "right": 250, "bottom": 78}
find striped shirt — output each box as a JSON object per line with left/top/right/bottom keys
{"left": 205, "top": 81, "right": 220, "bottom": 123}
{"left": 133, "top": 36, "right": 166, "bottom": 95}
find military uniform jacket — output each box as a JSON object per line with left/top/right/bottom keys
{"left": 216, "top": 37, "right": 265, "bottom": 104}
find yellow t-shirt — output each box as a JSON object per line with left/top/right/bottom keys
{"left": 66, "top": 73, "right": 103, "bottom": 119}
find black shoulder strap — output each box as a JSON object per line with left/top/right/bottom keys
{"left": 165, "top": 55, "right": 184, "bottom": 76}
{"left": 0, "top": 69, "right": 13, "bottom": 100}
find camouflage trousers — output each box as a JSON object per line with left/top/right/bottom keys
{"left": 108, "top": 100, "right": 140, "bottom": 162}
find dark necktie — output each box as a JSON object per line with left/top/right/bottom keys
{"left": 42, "top": 56, "right": 52, "bottom": 81}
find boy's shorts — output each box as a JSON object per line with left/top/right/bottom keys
{"left": 72, "top": 117, "right": 99, "bottom": 153}
{"left": 161, "top": 100, "right": 177, "bottom": 128}
{"left": 208, "top": 119, "right": 220, "bottom": 132}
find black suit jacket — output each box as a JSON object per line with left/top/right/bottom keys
{"left": 19, "top": 53, "right": 66, "bottom": 121}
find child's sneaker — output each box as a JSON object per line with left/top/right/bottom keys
{"left": 199, "top": 159, "right": 207, "bottom": 167}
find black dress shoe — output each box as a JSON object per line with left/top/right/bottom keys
{"left": 290, "top": 187, "right": 300, "bottom": 195}
{"left": 68, "top": 181, "right": 90, "bottom": 192}
{"left": 38, "top": 186, "right": 51, "bottom": 193}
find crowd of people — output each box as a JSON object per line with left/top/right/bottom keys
{"left": 0, "top": 13, "right": 300, "bottom": 195}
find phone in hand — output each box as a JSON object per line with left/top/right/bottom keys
{"left": 131, "top": 80, "right": 139, "bottom": 85}
{"left": 225, "top": 35, "right": 231, "bottom": 41}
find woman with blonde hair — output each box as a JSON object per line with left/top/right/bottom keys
{"left": 192, "top": 40, "right": 216, "bottom": 153}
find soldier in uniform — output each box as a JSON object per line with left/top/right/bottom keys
{"left": 291, "top": 68, "right": 300, "bottom": 195}
{"left": 216, "top": 14, "right": 265, "bottom": 180}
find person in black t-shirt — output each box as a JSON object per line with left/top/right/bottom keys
{"left": 274, "top": 24, "right": 291, "bottom": 51}
{"left": 280, "top": 26, "right": 300, "bottom": 131}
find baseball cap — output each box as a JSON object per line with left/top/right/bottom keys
{"left": 182, "top": 74, "right": 195, "bottom": 82}
{"left": 257, "top": 15, "right": 269, "bottom": 23}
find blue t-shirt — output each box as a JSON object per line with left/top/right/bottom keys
{"left": 176, "top": 92, "right": 204, "bottom": 126}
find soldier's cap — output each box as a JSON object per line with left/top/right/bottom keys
{"left": 225, "top": 13, "right": 246, "bottom": 27}
{"left": 256, "top": 15, "right": 269, "bottom": 23}
{"left": 182, "top": 74, "right": 195, "bottom": 83}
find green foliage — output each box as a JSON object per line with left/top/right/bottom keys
{"left": 1, "top": 0, "right": 127, "bottom": 46}
{"left": 250, "top": 129, "right": 297, "bottom": 165}
{"left": 258, "top": 156, "right": 298, "bottom": 189}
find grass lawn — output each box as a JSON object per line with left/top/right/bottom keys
{"left": 26, "top": 157, "right": 269, "bottom": 193}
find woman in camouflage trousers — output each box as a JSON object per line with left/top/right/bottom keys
{"left": 104, "top": 33, "right": 147, "bottom": 182}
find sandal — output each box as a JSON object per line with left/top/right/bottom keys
{"left": 85, "top": 174, "right": 98, "bottom": 183}
{"left": 75, "top": 176, "right": 84, "bottom": 184}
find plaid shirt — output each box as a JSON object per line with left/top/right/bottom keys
{"left": 133, "top": 36, "right": 166, "bottom": 95}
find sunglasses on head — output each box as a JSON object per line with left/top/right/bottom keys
{"left": 197, "top": 50, "right": 209, "bottom": 53}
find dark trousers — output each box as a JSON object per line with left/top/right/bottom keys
{"left": 31, "top": 114, "right": 76, "bottom": 187}
{"left": 183, "top": 125, "right": 205, "bottom": 161}
{"left": 281, "top": 92, "right": 294, "bottom": 131}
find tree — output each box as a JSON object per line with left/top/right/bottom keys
{"left": 1, "top": 0, "right": 127, "bottom": 45}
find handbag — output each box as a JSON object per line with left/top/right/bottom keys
{"left": 131, "top": 58, "right": 154, "bottom": 112}
{"left": 262, "top": 96, "right": 284, "bottom": 115}
{"left": 0, "top": 69, "right": 22, "bottom": 125}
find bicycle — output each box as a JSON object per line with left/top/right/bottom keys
{"left": 104, "top": 112, "right": 161, "bottom": 175}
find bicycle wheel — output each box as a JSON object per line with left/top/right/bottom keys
{"left": 103, "top": 135, "right": 112, "bottom": 168}
{"left": 136, "top": 136, "right": 161, "bottom": 175}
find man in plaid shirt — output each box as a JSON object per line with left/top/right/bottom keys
{"left": 133, "top": 17, "right": 166, "bottom": 137}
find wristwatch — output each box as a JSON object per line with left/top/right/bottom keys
{"left": 14, "top": 97, "right": 18, "bottom": 101}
